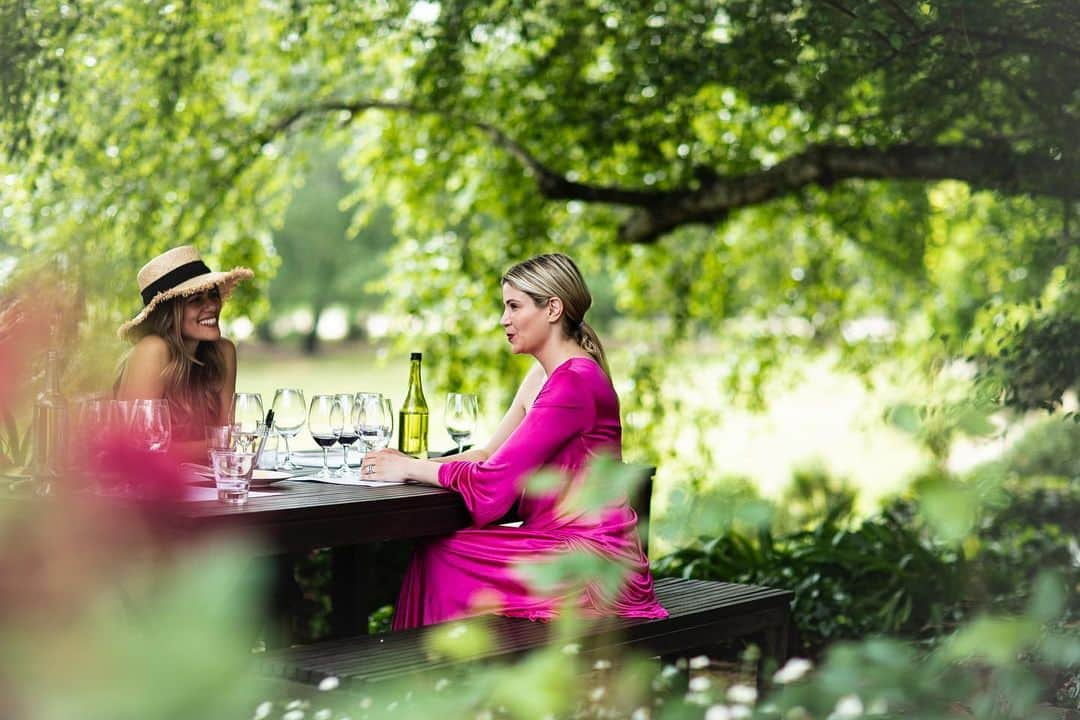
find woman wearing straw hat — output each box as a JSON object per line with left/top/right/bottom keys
{"left": 115, "top": 246, "right": 253, "bottom": 459}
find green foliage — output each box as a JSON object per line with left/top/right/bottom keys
{"left": 2, "top": 537, "right": 273, "bottom": 719}
{"left": 654, "top": 502, "right": 965, "bottom": 653}
{"left": 0, "top": 407, "right": 31, "bottom": 471}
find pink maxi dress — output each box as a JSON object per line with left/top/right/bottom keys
{"left": 393, "top": 357, "right": 667, "bottom": 629}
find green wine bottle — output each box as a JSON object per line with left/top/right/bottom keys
{"left": 398, "top": 352, "right": 429, "bottom": 458}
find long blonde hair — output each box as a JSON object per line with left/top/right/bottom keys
{"left": 501, "top": 253, "right": 611, "bottom": 378}
{"left": 115, "top": 296, "right": 226, "bottom": 427}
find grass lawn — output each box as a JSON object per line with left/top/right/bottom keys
{"left": 236, "top": 339, "right": 931, "bottom": 499}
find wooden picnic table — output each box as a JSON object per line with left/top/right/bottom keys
{"left": 173, "top": 478, "right": 472, "bottom": 638}
{"left": 174, "top": 479, "right": 471, "bottom": 553}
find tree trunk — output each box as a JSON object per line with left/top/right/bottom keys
{"left": 303, "top": 304, "right": 324, "bottom": 355}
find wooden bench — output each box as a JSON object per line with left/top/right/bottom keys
{"left": 259, "top": 578, "right": 792, "bottom": 690}
{"left": 258, "top": 465, "right": 793, "bottom": 689}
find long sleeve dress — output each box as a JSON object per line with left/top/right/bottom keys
{"left": 393, "top": 356, "right": 667, "bottom": 630}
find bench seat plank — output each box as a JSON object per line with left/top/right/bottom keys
{"left": 258, "top": 578, "right": 793, "bottom": 687}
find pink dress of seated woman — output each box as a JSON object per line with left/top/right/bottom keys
{"left": 361, "top": 253, "right": 666, "bottom": 629}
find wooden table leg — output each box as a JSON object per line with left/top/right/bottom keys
{"left": 330, "top": 544, "right": 377, "bottom": 637}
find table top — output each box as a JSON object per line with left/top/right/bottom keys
{"left": 172, "top": 479, "right": 472, "bottom": 554}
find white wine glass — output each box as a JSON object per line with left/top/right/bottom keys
{"left": 308, "top": 394, "right": 342, "bottom": 479}
{"left": 377, "top": 396, "right": 393, "bottom": 450}
{"left": 354, "top": 392, "right": 387, "bottom": 453}
{"left": 444, "top": 392, "right": 479, "bottom": 455}
{"left": 272, "top": 387, "right": 306, "bottom": 470}
{"left": 131, "top": 398, "right": 172, "bottom": 454}
{"left": 231, "top": 392, "right": 264, "bottom": 452}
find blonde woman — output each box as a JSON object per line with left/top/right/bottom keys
{"left": 362, "top": 253, "right": 666, "bottom": 629}
{"left": 115, "top": 246, "right": 253, "bottom": 460}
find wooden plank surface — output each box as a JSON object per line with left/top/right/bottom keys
{"left": 170, "top": 480, "right": 472, "bottom": 553}
{"left": 259, "top": 578, "right": 794, "bottom": 685}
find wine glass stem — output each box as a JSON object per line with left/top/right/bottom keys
{"left": 321, "top": 446, "right": 329, "bottom": 475}
{"left": 342, "top": 444, "right": 350, "bottom": 469}
{"left": 282, "top": 434, "right": 292, "bottom": 464}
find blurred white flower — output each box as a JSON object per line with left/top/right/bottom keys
{"left": 867, "top": 697, "right": 889, "bottom": 715}
{"left": 689, "top": 676, "right": 711, "bottom": 692}
{"left": 705, "top": 705, "right": 732, "bottom": 720}
{"left": 689, "top": 655, "right": 711, "bottom": 669}
{"left": 561, "top": 642, "right": 581, "bottom": 655}
{"left": 589, "top": 686, "right": 606, "bottom": 701}
{"left": 435, "top": 677, "right": 450, "bottom": 692}
{"left": 283, "top": 711, "right": 304, "bottom": 720}
{"left": 593, "top": 659, "right": 612, "bottom": 670}
{"left": 286, "top": 700, "right": 305, "bottom": 710}
{"left": 773, "top": 657, "right": 813, "bottom": 684}
{"left": 726, "top": 684, "right": 757, "bottom": 705}
{"left": 828, "top": 694, "right": 864, "bottom": 720}
{"left": 729, "top": 706, "right": 751, "bottom": 719}
{"left": 317, "top": 676, "right": 340, "bottom": 691}
{"left": 630, "top": 707, "right": 650, "bottom": 720}
{"left": 314, "top": 710, "right": 332, "bottom": 720}
{"left": 253, "top": 701, "right": 273, "bottom": 720}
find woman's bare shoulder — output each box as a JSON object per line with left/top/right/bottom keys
{"left": 214, "top": 337, "right": 237, "bottom": 361}
{"left": 130, "top": 334, "right": 171, "bottom": 364}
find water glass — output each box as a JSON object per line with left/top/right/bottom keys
{"left": 205, "top": 424, "right": 237, "bottom": 462}
{"left": 255, "top": 428, "right": 279, "bottom": 470}
{"left": 210, "top": 449, "right": 255, "bottom": 505}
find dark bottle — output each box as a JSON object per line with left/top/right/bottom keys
{"left": 398, "top": 352, "right": 429, "bottom": 458}
{"left": 32, "top": 350, "right": 67, "bottom": 479}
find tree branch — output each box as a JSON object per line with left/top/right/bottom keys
{"left": 206, "top": 99, "right": 1074, "bottom": 247}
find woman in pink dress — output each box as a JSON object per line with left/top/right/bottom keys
{"left": 361, "top": 253, "right": 666, "bottom": 629}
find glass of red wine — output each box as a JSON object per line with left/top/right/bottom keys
{"left": 333, "top": 393, "right": 358, "bottom": 478}
{"left": 308, "top": 394, "right": 343, "bottom": 479}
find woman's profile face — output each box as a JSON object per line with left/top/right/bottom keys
{"left": 180, "top": 287, "right": 223, "bottom": 343}
{"left": 501, "top": 283, "right": 551, "bottom": 355}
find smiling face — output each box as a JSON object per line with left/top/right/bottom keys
{"left": 501, "top": 283, "right": 555, "bottom": 355}
{"left": 180, "top": 287, "right": 223, "bottom": 344}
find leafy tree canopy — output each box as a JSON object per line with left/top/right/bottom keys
{"left": 1, "top": 0, "right": 1077, "bottom": 454}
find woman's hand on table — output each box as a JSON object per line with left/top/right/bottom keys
{"left": 359, "top": 449, "right": 441, "bottom": 485}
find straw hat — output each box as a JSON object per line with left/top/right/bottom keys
{"left": 117, "top": 245, "right": 253, "bottom": 340}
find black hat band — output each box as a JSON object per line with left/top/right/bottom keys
{"left": 140, "top": 260, "right": 213, "bottom": 305}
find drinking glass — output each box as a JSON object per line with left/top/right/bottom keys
{"left": 355, "top": 392, "right": 391, "bottom": 453}
{"left": 377, "top": 396, "right": 394, "bottom": 450}
{"left": 232, "top": 392, "right": 264, "bottom": 452}
{"left": 131, "top": 399, "right": 171, "bottom": 453}
{"left": 333, "top": 393, "right": 358, "bottom": 478}
{"left": 205, "top": 424, "right": 236, "bottom": 463}
{"left": 271, "top": 388, "right": 307, "bottom": 470}
{"left": 210, "top": 449, "right": 255, "bottom": 505}
{"left": 74, "top": 398, "right": 110, "bottom": 465}
{"left": 308, "top": 394, "right": 343, "bottom": 479}
{"left": 444, "top": 392, "right": 479, "bottom": 455}
{"left": 110, "top": 399, "right": 135, "bottom": 434}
